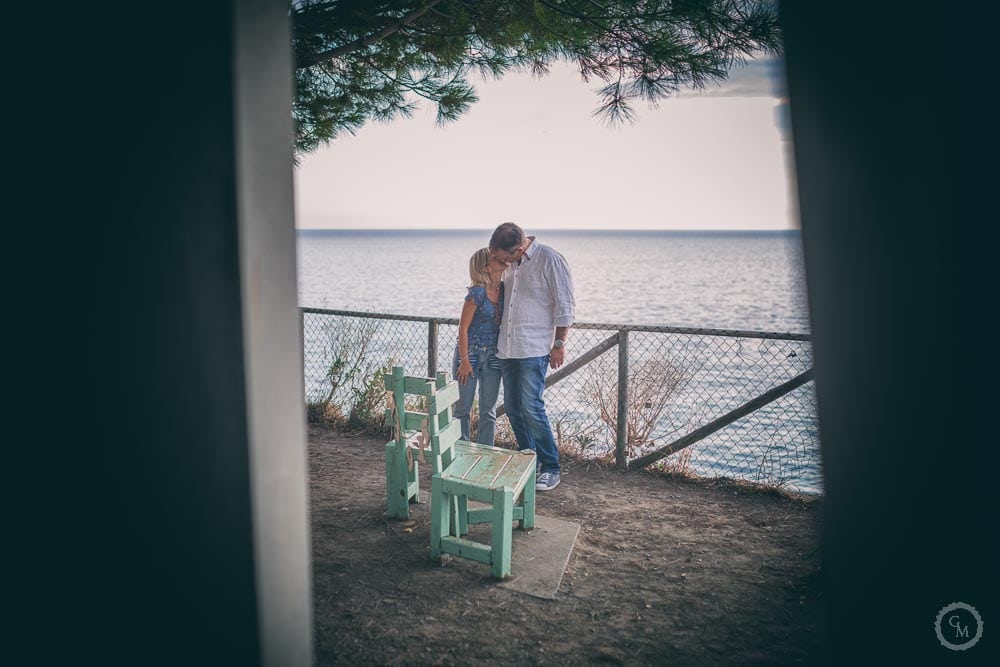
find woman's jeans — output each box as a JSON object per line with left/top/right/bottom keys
{"left": 452, "top": 345, "right": 502, "bottom": 445}
{"left": 499, "top": 355, "right": 560, "bottom": 474}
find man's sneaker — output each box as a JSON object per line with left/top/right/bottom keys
{"left": 536, "top": 471, "right": 560, "bottom": 491}
{"left": 536, "top": 462, "right": 542, "bottom": 476}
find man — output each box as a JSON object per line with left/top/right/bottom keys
{"left": 489, "top": 222, "right": 576, "bottom": 491}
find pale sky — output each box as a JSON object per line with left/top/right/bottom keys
{"left": 293, "top": 58, "right": 799, "bottom": 230}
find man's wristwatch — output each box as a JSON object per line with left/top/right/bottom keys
{"left": 553, "top": 339, "right": 565, "bottom": 349}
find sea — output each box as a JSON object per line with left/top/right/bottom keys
{"left": 296, "top": 229, "right": 811, "bottom": 332}
{"left": 297, "top": 229, "right": 819, "bottom": 493}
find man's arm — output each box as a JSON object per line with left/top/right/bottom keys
{"left": 548, "top": 251, "right": 576, "bottom": 369}
{"left": 550, "top": 325, "right": 570, "bottom": 369}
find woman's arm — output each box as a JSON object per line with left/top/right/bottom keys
{"left": 456, "top": 298, "right": 477, "bottom": 384}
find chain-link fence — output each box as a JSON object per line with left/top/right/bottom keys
{"left": 302, "top": 307, "right": 821, "bottom": 495}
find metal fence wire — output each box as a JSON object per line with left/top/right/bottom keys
{"left": 302, "top": 308, "right": 821, "bottom": 495}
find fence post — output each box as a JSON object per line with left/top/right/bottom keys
{"left": 298, "top": 308, "right": 304, "bottom": 359}
{"left": 428, "top": 320, "right": 438, "bottom": 378}
{"left": 616, "top": 328, "right": 629, "bottom": 468}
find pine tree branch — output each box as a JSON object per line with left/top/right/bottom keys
{"left": 360, "top": 57, "right": 456, "bottom": 105}
{"left": 291, "top": 0, "right": 783, "bottom": 154}
{"left": 297, "top": 0, "right": 444, "bottom": 69}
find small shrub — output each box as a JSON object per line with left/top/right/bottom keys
{"left": 752, "top": 433, "right": 794, "bottom": 490}
{"left": 555, "top": 417, "right": 608, "bottom": 460}
{"left": 306, "top": 400, "right": 346, "bottom": 427}
{"left": 348, "top": 363, "right": 392, "bottom": 433}
{"left": 309, "top": 317, "right": 384, "bottom": 428}
{"left": 318, "top": 318, "right": 380, "bottom": 406}
{"left": 579, "top": 352, "right": 694, "bottom": 460}
{"left": 653, "top": 448, "right": 695, "bottom": 478}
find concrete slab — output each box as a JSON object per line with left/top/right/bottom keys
{"left": 388, "top": 510, "right": 580, "bottom": 599}
{"left": 498, "top": 514, "right": 581, "bottom": 600}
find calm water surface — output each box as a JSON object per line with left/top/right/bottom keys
{"left": 297, "top": 229, "right": 810, "bottom": 332}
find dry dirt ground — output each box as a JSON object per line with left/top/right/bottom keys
{"left": 309, "top": 424, "right": 826, "bottom": 666}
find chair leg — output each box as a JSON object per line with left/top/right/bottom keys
{"left": 457, "top": 495, "right": 469, "bottom": 535}
{"left": 520, "top": 470, "right": 536, "bottom": 531}
{"left": 408, "top": 456, "right": 420, "bottom": 504}
{"left": 394, "top": 440, "right": 412, "bottom": 519}
{"left": 386, "top": 443, "right": 409, "bottom": 519}
{"left": 385, "top": 443, "right": 395, "bottom": 517}
{"left": 430, "top": 475, "right": 447, "bottom": 561}
{"left": 490, "top": 487, "right": 514, "bottom": 580}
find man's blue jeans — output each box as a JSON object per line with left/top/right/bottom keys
{"left": 452, "top": 345, "right": 502, "bottom": 445}
{"left": 499, "top": 355, "right": 560, "bottom": 474}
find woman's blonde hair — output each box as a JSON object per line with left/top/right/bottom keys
{"left": 468, "top": 247, "right": 494, "bottom": 288}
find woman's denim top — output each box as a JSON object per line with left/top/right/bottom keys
{"left": 463, "top": 284, "right": 502, "bottom": 349}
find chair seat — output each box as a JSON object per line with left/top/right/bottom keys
{"left": 445, "top": 445, "right": 535, "bottom": 492}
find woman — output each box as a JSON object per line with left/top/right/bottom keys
{"left": 452, "top": 247, "right": 505, "bottom": 445}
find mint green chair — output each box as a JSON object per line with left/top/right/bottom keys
{"left": 384, "top": 366, "right": 460, "bottom": 520}
{"left": 384, "top": 366, "right": 536, "bottom": 579}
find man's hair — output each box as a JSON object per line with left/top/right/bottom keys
{"left": 489, "top": 222, "right": 525, "bottom": 252}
